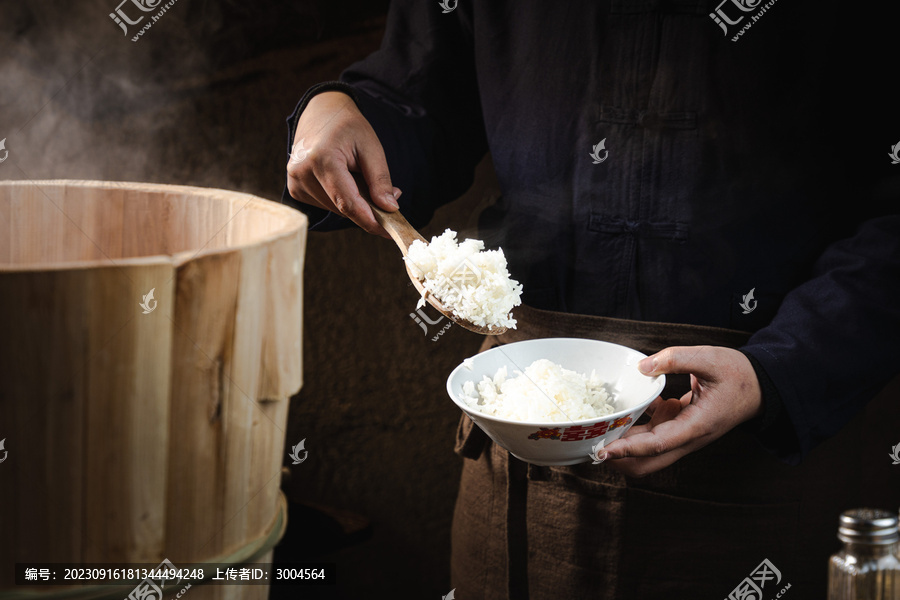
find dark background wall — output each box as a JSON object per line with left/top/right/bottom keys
{"left": 0, "top": 2, "right": 496, "bottom": 598}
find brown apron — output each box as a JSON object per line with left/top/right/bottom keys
{"left": 449, "top": 305, "right": 900, "bottom": 600}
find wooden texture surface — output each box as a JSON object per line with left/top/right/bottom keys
{"left": 0, "top": 180, "right": 306, "bottom": 599}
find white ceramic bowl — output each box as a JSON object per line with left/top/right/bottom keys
{"left": 446, "top": 338, "right": 666, "bottom": 466}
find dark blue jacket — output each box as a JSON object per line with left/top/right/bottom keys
{"left": 284, "top": 0, "right": 899, "bottom": 462}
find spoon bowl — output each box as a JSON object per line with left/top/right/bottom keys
{"left": 370, "top": 204, "right": 508, "bottom": 336}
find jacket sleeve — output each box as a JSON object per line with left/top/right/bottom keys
{"left": 738, "top": 15, "right": 900, "bottom": 463}
{"left": 741, "top": 212, "right": 900, "bottom": 462}
{"left": 738, "top": 47, "right": 900, "bottom": 460}
{"left": 282, "top": 0, "right": 488, "bottom": 231}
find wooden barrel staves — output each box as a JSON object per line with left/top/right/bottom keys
{"left": 0, "top": 181, "right": 307, "bottom": 600}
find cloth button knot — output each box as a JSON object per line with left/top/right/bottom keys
{"left": 637, "top": 112, "right": 663, "bottom": 129}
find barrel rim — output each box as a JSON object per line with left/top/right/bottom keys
{"left": 0, "top": 179, "right": 308, "bottom": 272}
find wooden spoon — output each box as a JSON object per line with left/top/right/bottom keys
{"left": 369, "top": 204, "right": 508, "bottom": 336}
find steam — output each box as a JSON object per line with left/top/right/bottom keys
{"left": 0, "top": 0, "right": 353, "bottom": 194}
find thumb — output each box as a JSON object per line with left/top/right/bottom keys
{"left": 637, "top": 346, "right": 715, "bottom": 378}
{"left": 357, "top": 140, "right": 399, "bottom": 212}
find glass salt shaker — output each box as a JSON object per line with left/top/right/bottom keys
{"left": 828, "top": 508, "right": 900, "bottom": 600}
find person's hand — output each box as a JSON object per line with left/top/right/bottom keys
{"left": 601, "top": 345, "right": 763, "bottom": 477}
{"left": 286, "top": 91, "right": 401, "bottom": 238}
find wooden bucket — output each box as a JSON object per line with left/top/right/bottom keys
{"left": 0, "top": 181, "right": 307, "bottom": 600}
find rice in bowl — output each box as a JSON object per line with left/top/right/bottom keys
{"left": 461, "top": 358, "right": 617, "bottom": 423}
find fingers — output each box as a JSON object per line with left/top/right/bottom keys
{"left": 605, "top": 404, "right": 710, "bottom": 477}
{"left": 607, "top": 446, "right": 693, "bottom": 477}
{"left": 357, "top": 137, "right": 399, "bottom": 212}
{"left": 314, "top": 157, "right": 384, "bottom": 235}
{"left": 604, "top": 347, "right": 762, "bottom": 477}
{"left": 624, "top": 396, "right": 683, "bottom": 436}
{"left": 285, "top": 92, "right": 400, "bottom": 238}
{"left": 611, "top": 402, "right": 702, "bottom": 457}
{"left": 286, "top": 138, "right": 324, "bottom": 209}
{"left": 638, "top": 395, "right": 666, "bottom": 422}
{"left": 637, "top": 345, "right": 717, "bottom": 379}
{"left": 287, "top": 145, "right": 330, "bottom": 213}
{"left": 287, "top": 141, "right": 389, "bottom": 237}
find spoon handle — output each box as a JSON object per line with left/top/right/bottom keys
{"left": 370, "top": 204, "right": 427, "bottom": 256}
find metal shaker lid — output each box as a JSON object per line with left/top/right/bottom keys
{"left": 838, "top": 508, "right": 900, "bottom": 544}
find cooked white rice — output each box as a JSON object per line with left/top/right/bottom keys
{"left": 404, "top": 229, "right": 522, "bottom": 330}
{"left": 461, "top": 359, "right": 616, "bottom": 422}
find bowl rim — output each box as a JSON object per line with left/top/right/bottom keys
{"left": 445, "top": 337, "right": 666, "bottom": 427}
